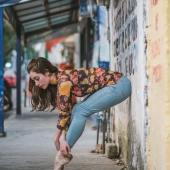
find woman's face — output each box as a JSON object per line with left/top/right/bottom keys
{"left": 30, "top": 71, "right": 50, "bottom": 89}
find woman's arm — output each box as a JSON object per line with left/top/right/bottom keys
{"left": 59, "top": 134, "right": 72, "bottom": 157}
{"left": 54, "top": 128, "right": 71, "bottom": 157}
{"left": 54, "top": 128, "right": 62, "bottom": 150}
{"left": 54, "top": 80, "right": 72, "bottom": 153}
{"left": 57, "top": 80, "right": 73, "bottom": 133}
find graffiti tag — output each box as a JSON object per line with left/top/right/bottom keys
{"left": 152, "top": 0, "right": 158, "bottom": 6}
{"left": 151, "top": 37, "right": 163, "bottom": 58}
{"left": 153, "top": 64, "right": 161, "bottom": 82}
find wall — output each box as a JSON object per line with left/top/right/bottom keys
{"left": 147, "top": 0, "right": 170, "bottom": 169}
{"left": 109, "top": 0, "right": 148, "bottom": 169}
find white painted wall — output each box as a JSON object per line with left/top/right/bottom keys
{"left": 109, "top": 0, "right": 148, "bottom": 169}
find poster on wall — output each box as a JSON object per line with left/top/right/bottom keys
{"left": 98, "top": 6, "right": 110, "bottom": 70}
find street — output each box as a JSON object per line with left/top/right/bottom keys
{"left": 1, "top": 107, "right": 122, "bottom": 170}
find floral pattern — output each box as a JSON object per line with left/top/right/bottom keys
{"left": 56, "top": 68, "right": 122, "bottom": 134}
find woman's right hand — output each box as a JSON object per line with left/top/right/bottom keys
{"left": 54, "top": 128, "right": 62, "bottom": 150}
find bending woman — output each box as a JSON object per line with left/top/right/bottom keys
{"left": 27, "top": 57, "right": 131, "bottom": 170}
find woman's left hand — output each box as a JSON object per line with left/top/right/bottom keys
{"left": 60, "top": 135, "right": 71, "bottom": 157}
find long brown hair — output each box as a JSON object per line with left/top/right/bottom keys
{"left": 27, "top": 57, "right": 58, "bottom": 111}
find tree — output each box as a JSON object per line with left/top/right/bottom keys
{"left": 3, "top": 21, "right": 38, "bottom": 65}
{"left": 3, "top": 22, "right": 15, "bottom": 64}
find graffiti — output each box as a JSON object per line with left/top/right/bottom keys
{"left": 114, "top": 39, "right": 120, "bottom": 57}
{"left": 151, "top": 37, "right": 163, "bottom": 58}
{"left": 121, "top": 2, "right": 125, "bottom": 25}
{"left": 117, "top": 58, "right": 122, "bottom": 72}
{"left": 152, "top": 0, "right": 158, "bottom": 6}
{"left": 125, "top": 27, "right": 128, "bottom": 49}
{"left": 128, "top": 0, "right": 137, "bottom": 15}
{"left": 124, "top": 0, "right": 128, "bottom": 21}
{"left": 114, "top": 17, "right": 137, "bottom": 55}
{"left": 128, "top": 0, "right": 133, "bottom": 15}
{"left": 121, "top": 31, "right": 125, "bottom": 52}
{"left": 129, "top": 53, "right": 134, "bottom": 75}
{"left": 155, "top": 13, "right": 158, "bottom": 31}
{"left": 153, "top": 64, "right": 161, "bottom": 82}
{"left": 125, "top": 56, "right": 129, "bottom": 75}
{"left": 124, "top": 53, "right": 134, "bottom": 76}
{"left": 131, "top": 16, "right": 137, "bottom": 42}
{"left": 115, "top": 9, "right": 121, "bottom": 32}
{"left": 113, "top": 0, "right": 137, "bottom": 75}
{"left": 125, "top": 23, "right": 132, "bottom": 49}
{"left": 131, "top": 0, "right": 137, "bottom": 11}
{"left": 122, "top": 0, "right": 137, "bottom": 20}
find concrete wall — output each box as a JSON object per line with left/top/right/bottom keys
{"left": 147, "top": 0, "right": 170, "bottom": 169}
{"left": 109, "top": 0, "right": 148, "bottom": 169}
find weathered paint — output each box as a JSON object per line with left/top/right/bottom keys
{"left": 147, "top": 0, "right": 170, "bottom": 169}
{"left": 109, "top": 0, "right": 148, "bottom": 169}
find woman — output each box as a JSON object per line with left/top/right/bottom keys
{"left": 27, "top": 57, "right": 131, "bottom": 170}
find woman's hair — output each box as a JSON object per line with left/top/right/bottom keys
{"left": 27, "top": 57, "right": 58, "bottom": 111}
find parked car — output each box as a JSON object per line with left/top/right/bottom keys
{"left": 3, "top": 68, "right": 16, "bottom": 87}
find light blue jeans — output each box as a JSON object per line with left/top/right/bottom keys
{"left": 66, "top": 76, "right": 131, "bottom": 148}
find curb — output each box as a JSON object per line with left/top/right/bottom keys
{"left": 4, "top": 113, "right": 16, "bottom": 126}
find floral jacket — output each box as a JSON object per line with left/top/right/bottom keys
{"left": 56, "top": 68, "right": 122, "bottom": 134}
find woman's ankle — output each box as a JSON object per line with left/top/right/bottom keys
{"left": 54, "top": 151, "right": 73, "bottom": 170}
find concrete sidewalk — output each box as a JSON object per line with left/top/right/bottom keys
{"left": 0, "top": 106, "right": 122, "bottom": 170}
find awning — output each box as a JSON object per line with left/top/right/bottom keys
{"left": 2, "top": 0, "right": 79, "bottom": 45}
{"left": 0, "top": 0, "right": 23, "bottom": 7}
